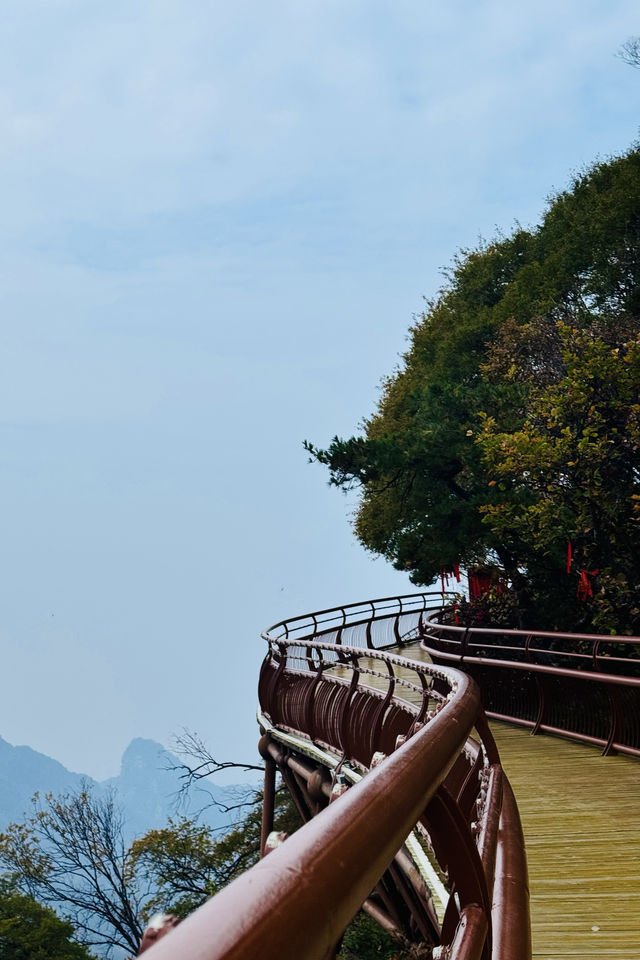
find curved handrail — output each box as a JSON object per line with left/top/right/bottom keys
{"left": 142, "top": 592, "right": 531, "bottom": 960}
{"left": 257, "top": 636, "right": 530, "bottom": 960}
{"left": 148, "top": 664, "right": 497, "bottom": 960}
{"left": 266, "top": 590, "right": 452, "bottom": 648}
{"left": 420, "top": 610, "right": 640, "bottom": 757}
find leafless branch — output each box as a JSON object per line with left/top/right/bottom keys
{"left": 168, "top": 730, "right": 263, "bottom": 818}
{"left": 618, "top": 37, "right": 640, "bottom": 68}
{"left": 0, "top": 784, "right": 146, "bottom": 956}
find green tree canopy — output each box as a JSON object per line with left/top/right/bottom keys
{"left": 1, "top": 768, "right": 418, "bottom": 960}
{"left": 0, "top": 778, "right": 301, "bottom": 956}
{"left": 0, "top": 881, "right": 93, "bottom": 960}
{"left": 307, "top": 146, "right": 640, "bottom": 631}
{"left": 130, "top": 786, "right": 300, "bottom": 921}
{"left": 0, "top": 788, "right": 146, "bottom": 957}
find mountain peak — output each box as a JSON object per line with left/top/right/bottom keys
{"left": 0, "top": 735, "right": 235, "bottom": 841}
{"left": 121, "top": 737, "right": 168, "bottom": 762}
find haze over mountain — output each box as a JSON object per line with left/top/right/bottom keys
{"left": 0, "top": 735, "right": 248, "bottom": 840}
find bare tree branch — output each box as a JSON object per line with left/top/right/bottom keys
{"left": 0, "top": 784, "right": 147, "bottom": 957}
{"left": 168, "top": 730, "right": 262, "bottom": 819}
{"left": 618, "top": 36, "right": 640, "bottom": 68}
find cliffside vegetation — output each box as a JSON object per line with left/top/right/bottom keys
{"left": 307, "top": 146, "right": 640, "bottom": 634}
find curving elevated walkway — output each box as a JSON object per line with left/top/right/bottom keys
{"left": 141, "top": 592, "right": 639, "bottom": 960}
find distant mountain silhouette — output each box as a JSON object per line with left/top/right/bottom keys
{"left": 0, "top": 735, "right": 253, "bottom": 840}
{"left": 0, "top": 735, "right": 86, "bottom": 828}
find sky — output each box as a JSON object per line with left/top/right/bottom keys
{"left": 0, "top": 0, "right": 638, "bottom": 782}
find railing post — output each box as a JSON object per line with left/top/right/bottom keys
{"left": 305, "top": 648, "right": 324, "bottom": 744}
{"left": 369, "top": 658, "right": 396, "bottom": 758}
{"left": 592, "top": 638, "right": 601, "bottom": 671}
{"left": 365, "top": 601, "right": 375, "bottom": 648}
{"left": 263, "top": 643, "right": 288, "bottom": 720}
{"left": 258, "top": 739, "right": 277, "bottom": 859}
{"left": 525, "top": 634, "right": 547, "bottom": 736}
{"left": 339, "top": 653, "right": 361, "bottom": 756}
{"left": 461, "top": 627, "right": 470, "bottom": 661}
{"left": 415, "top": 671, "right": 431, "bottom": 726}
{"left": 603, "top": 682, "right": 623, "bottom": 756}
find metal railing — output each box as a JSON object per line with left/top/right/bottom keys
{"left": 266, "top": 590, "right": 453, "bottom": 650}
{"left": 142, "top": 592, "right": 531, "bottom": 960}
{"left": 419, "top": 611, "right": 640, "bottom": 757}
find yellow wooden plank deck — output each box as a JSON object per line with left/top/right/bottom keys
{"left": 396, "top": 642, "right": 640, "bottom": 959}
{"left": 328, "top": 641, "right": 640, "bottom": 957}
{"left": 490, "top": 721, "right": 640, "bottom": 960}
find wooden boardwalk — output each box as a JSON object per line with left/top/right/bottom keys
{"left": 389, "top": 643, "right": 640, "bottom": 959}
{"left": 329, "top": 642, "right": 640, "bottom": 956}
{"left": 490, "top": 721, "right": 640, "bottom": 960}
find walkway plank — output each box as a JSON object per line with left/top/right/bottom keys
{"left": 397, "top": 642, "right": 640, "bottom": 959}
{"left": 333, "top": 641, "right": 640, "bottom": 958}
{"left": 489, "top": 721, "right": 640, "bottom": 960}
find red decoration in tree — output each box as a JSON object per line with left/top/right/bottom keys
{"left": 440, "top": 564, "right": 462, "bottom": 594}
{"left": 566, "top": 541, "right": 572, "bottom": 574}
{"left": 468, "top": 568, "right": 492, "bottom": 599}
{"left": 577, "top": 569, "right": 598, "bottom": 601}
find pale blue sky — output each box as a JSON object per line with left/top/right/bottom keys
{"left": 1, "top": 0, "right": 638, "bottom": 780}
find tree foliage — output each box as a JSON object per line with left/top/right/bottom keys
{"left": 0, "top": 763, "right": 426, "bottom": 960}
{"left": 130, "top": 786, "right": 300, "bottom": 921}
{"left": 0, "top": 770, "right": 301, "bottom": 956}
{"left": 478, "top": 326, "right": 640, "bottom": 632}
{"left": 0, "top": 788, "right": 146, "bottom": 957}
{"left": 338, "top": 911, "right": 404, "bottom": 960}
{"left": 307, "top": 147, "right": 640, "bottom": 631}
{"left": 0, "top": 881, "right": 93, "bottom": 960}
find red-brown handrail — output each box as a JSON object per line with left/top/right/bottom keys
{"left": 143, "top": 668, "right": 499, "bottom": 960}
{"left": 141, "top": 592, "right": 531, "bottom": 960}
{"left": 420, "top": 610, "right": 640, "bottom": 757}
{"left": 268, "top": 590, "right": 452, "bottom": 648}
